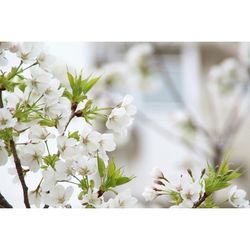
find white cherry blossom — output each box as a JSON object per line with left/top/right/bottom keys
{"left": 105, "top": 190, "right": 137, "bottom": 208}
{"left": 43, "top": 80, "right": 64, "bottom": 105}
{"left": 45, "top": 185, "right": 73, "bottom": 208}
{"left": 20, "top": 143, "right": 45, "bottom": 172}
{"left": 81, "top": 125, "right": 101, "bottom": 153}
{"left": 0, "top": 108, "right": 17, "bottom": 130}
{"left": 37, "top": 52, "right": 55, "bottom": 71}
{"left": 6, "top": 86, "right": 30, "bottom": 109}
{"left": 150, "top": 167, "right": 165, "bottom": 179}
{"left": 54, "top": 160, "right": 76, "bottom": 181}
{"left": 229, "top": 185, "right": 250, "bottom": 208}
{"left": 120, "top": 95, "right": 137, "bottom": 116}
{"left": 41, "top": 167, "right": 56, "bottom": 192}
{"left": 28, "top": 125, "right": 54, "bottom": 142}
{"left": 28, "top": 190, "right": 42, "bottom": 208}
{"left": 180, "top": 181, "right": 203, "bottom": 205}
{"left": 81, "top": 189, "right": 102, "bottom": 207}
{"left": 16, "top": 42, "right": 43, "bottom": 63}
{"left": 106, "top": 107, "right": 131, "bottom": 135}
{"left": 26, "top": 67, "right": 53, "bottom": 95}
{"left": 57, "top": 136, "right": 80, "bottom": 160}
{"left": 74, "top": 156, "right": 96, "bottom": 176}
{"left": 98, "top": 133, "right": 116, "bottom": 161}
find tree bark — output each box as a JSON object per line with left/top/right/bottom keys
{"left": 10, "top": 139, "right": 30, "bottom": 208}
{"left": 0, "top": 192, "right": 12, "bottom": 208}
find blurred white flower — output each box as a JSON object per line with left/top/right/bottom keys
{"left": 126, "top": 43, "right": 153, "bottom": 68}
{"left": 0, "top": 140, "right": 8, "bottom": 166}
{"left": 0, "top": 49, "right": 8, "bottom": 66}
{"left": 8, "top": 42, "right": 20, "bottom": 53}
{"left": 0, "top": 42, "right": 11, "bottom": 50}
{"left": 0, "top": 108, "right": 17, "bottom": 130}
{"left": 229, "top": 185, "right": 250, "bottom": 208}
{"left": 98, "top": 62, "right": 128, "bottom": 87}
{"left": 150, "top": 167, "right": 164, "bottom": 179}
{"left": 16, "top": 42, "right": 43, "bottom": 63}
{"left": 142, "top": 187, "right": 157, "bottom": 201}
{"left": 37, "top": 52, "right": 55, "bottom": 71}
{"left": 20, "top": 143, "right": 45, "bottom": 172}
{"left": 209, "top": 58, "right": 248, "bottom": 89}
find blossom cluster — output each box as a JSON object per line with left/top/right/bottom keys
{"left": 0, "top": 42, "right": 137, "bottom": 208}
{"left": 143, "top": 167, "right": 206, "bottom": 208}
{"left": 143, "top": 160, "right": 249, "bottom": 208}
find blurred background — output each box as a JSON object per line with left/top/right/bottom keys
{"left": 2, "top": 42, "right": 250, "bottom": 207}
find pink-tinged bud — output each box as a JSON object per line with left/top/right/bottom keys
{"left": 9, "top": 43, "right": 20, "bottom": 53}
{"left": 150, "top": 167, "right": 164, "bottom": 179}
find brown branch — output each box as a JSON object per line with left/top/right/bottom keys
{"left": 10, "top": 139, "right": 30, "bottom": 208}
{"left": 0, "top": 192, "right": 12, "bottom": 208}
{"left": 193, "top": 193, "right": 209, "bottom": 208}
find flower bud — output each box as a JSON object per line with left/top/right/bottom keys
{"left": 150, "top": 167, "right": 164, "bottom": 179}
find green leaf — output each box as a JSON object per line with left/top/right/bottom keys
{"left": 39, "top": 118, "right": 56, "bottom": 127}
{"left": 68, "top": 131, "right": 80, "bottom": 141}
{"left": 43, "top": 154, "right": 59, "bottom": 168}
{"left": 107, "top": 159, "right": 116, "bottom": 178}
{"left": 63, "top": 89, "right": 73, "bottom": 101}
{"left": 199, "top": 196, "right": 218, "bottom": 208}
{"left": 83, "top": 76, "right": 100, "bottom": 94}
{"left": 218, "top": 158, "right": 229, "bottom": 175}
{"left": 0, "top": 128, "right": 13, "bottom": 141}
{"left": 97, "top": 156, "right": 106, "bottom": 178}
{"left": 115, "top": 176, "right": 131, "bottom": 186}
{"left": 67, "top": 72, "right": 75, "bottom": 87}
{"left": 205, "top": 160, "right": 241, "bottom": 194}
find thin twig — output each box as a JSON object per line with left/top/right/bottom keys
{"left": 137, "top": 110, "right": 211, "bottom": 158}
{"left": 158, "top": 59, "right": 215, "bottom": 144}
{"left": 193, "top": 193, "right": 209, "bottom": 208}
